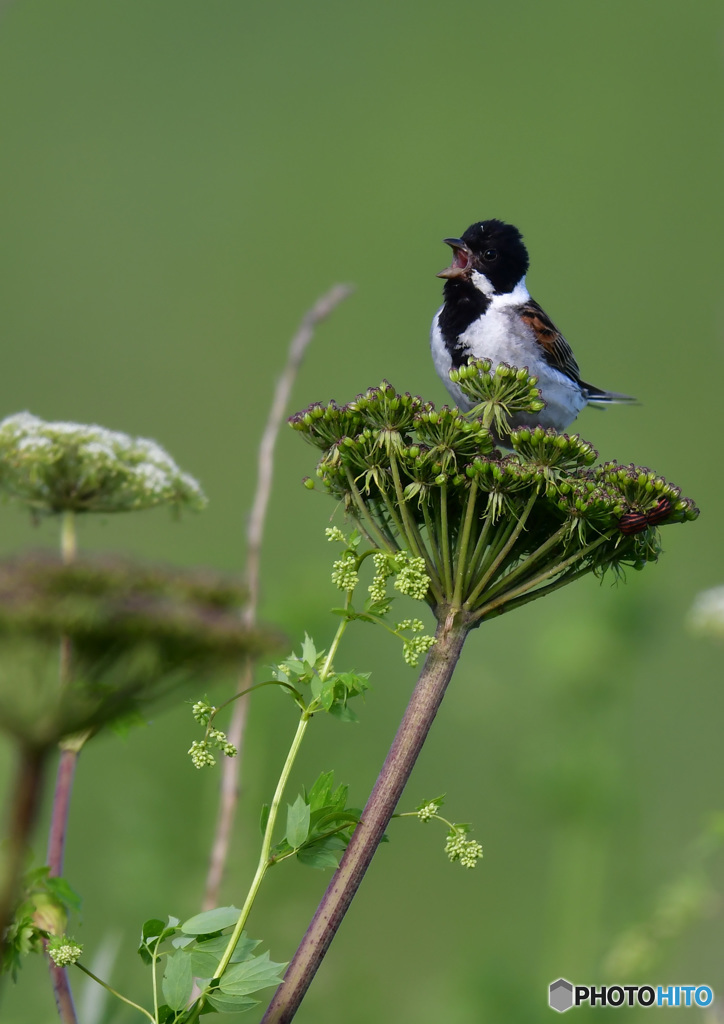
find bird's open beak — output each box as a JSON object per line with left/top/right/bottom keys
{"left": 436, "top": 238, "right": 473, "bottom": 279}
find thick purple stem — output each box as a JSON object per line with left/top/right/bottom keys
{"left": 46, "top": 747, "right": 79, "bottom": 878}
{"left": 260, "top": 611, "right": 469, "bottom": 1024}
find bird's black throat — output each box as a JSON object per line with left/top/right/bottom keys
{"left": 438, "top": 279, "right": 490, "bottom": 368}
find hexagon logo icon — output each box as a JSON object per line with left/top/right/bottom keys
{"left": 549, "top": 978, "right": 574, "bottom": 1012}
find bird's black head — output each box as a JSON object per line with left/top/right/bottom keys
{"left": 438, "top": 219, "right": 529, "bottom": 295}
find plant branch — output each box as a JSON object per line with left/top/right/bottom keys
{"left": 74, "top": 963, "right": 156, "bottom": 1024}
{"left": 259, "top": 613, "right": 470, "bottom": 1024}
{"left": 203, "top": 284, "right": 354, "bottom": 910}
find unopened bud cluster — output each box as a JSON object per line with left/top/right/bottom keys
{"left": 396, "top": 619, "right": 437, "bottom": 666}
{"left": 445, "top": 828, "right": 484, "bottom": 870}
{"left": 188, "top": 725, "right": 237, "bottom": 769}
{"left": 416, "top": 802, "right": 439, "bottom": 823}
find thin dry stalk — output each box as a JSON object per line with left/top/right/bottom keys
{"left": 202, "top": 284, "right": 354, "bottom": 910}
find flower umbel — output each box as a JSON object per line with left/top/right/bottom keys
{"left": 47, "top": 936, "right": 83, "bottom": 967}
{"left": 293, "top": 364, "right": 699, "bottom": 625}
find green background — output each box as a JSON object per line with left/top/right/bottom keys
{"left": 0, "top": 1, "right": 722, "bottom": 1021}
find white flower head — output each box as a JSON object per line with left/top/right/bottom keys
{"left": 0, "top": 412, "right": 207, "bottom": 515}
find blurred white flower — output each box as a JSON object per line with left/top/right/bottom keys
{"left": 0, "top": 412, "right": 207, "bottom": 514}
{"left": 689, "top": 586, "right": 724, "bottom": 638}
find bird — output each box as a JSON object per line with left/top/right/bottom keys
{"left": 430, "top": 219, "right": 636, "bottom": 433}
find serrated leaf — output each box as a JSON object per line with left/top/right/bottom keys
{"left": 301, "top": 634, "right": 317, "bottom": 667}
{"left": 206, "top": 991, "right": 260, "bottom": 1014}
{"left": 329, "top": 703, "right": 359, "bottom": 723}
{"left": 330, "top": 783, "right": 349, "bottom": 810}
{"left": 259, "top": 803, "right": 270, "bottom": 837}
{"left": 306, "top": 771, "right": 334, "bottom": 811}
{"left": 162, "top": 950, "right": 193, "bottom": 1010}
{"left": 180, "top": 906, "right": 240, "bottom": 935}
{"left": 285, "top": 795, "right": 311, "bottom": 849}
{"left": 319, "top": 678, "right": 336, "bottom": 711}
{"left": 336, "top": 671, "right": 370, "bottom": 695}
{"left": 219, "top": 951, "right": 287, "bottom": 996}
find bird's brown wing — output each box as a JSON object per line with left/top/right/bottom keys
{"left": 518, "top": 298, "right": 582, "bottom": 383}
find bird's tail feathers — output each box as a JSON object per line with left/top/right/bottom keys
{"left": 582, "top": 382, "right": 638, "bottom": 406}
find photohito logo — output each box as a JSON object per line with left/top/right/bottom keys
{"left": 548, "top": 979, "right": 714, "bottom": 1012}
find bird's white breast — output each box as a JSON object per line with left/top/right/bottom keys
{"left": 430, "top": 284, "right": 587, "bottom": 431}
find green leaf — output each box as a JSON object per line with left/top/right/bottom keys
{"left": 206, "top": 991, "right": 260, "bottom": 1014}
{"left": 219, "top": 951, "right": 287, "bottom": 996}
{"left": 336, "top": 671, "right": 370, "bottom": 695}
{"left": 142, "top": 918, "right": 166, "bottom": 942}
{"left": 306, "top": 771, "right": 334, "bottom": 810}
{"left": 259, "top": 803, "right": 270, "bottom": 837}
{"left": 319, "top": 678, "right": 337, "bottom": 711}
{"left": 285, "top": 795, "right": 311, "bottom": 849}
{"left": 297, "top": 843, "right": 342, "bottom": 870}
{"left": 162, "top": 950, "right": 194, "bottom": 1010}
{"left": 301, "top": 634, "right": 317, "bottom": 667}
{"left": 196, "top": 932, "right": 260, "bottom": 963}
{"left": 188, "top": 949, "right": 220, "bottom": 979}
{"left": 329, "top": 703, "right": 359, "bottom": 723}
{"left": 138, "top": 918, "right": 170, "bottom": 963}
{"left": 180, "top": 906, "right": 240, "bottom": 935}
{"left": 310, "top": 674, "right": 323, "bottom": 699}
{"left": 330, "top": 783, "right": 349, "bottom": 810}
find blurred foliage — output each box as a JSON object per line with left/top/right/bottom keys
{"left": 0, "top": 1, "right": 721, "bottom": 1022}
{"left": 0, "top": 553, "right": 277, "bottom": 748}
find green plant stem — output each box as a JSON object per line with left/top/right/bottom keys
{"left": 61, "top": 511, "right": 76, "bottom": 565}
{"left": 259, "top": 612, "right": 470, "bottom": 1024}
{"left": 388, "top": 455, "right": 440, "bottom": 592}
{"left": 187, "top": 611, "right": 351, "bottom": 1023}
{"left": 420, "top": 500, "right": 443, "bottom": 580}
{"left": 477, "top": 565, "right": 589, "bottom": 619}
{"left": 464, "top": 490, "right": 538, "bottom": 609}
{"left": 439, "top": 484, "right": 453, "bottom": 597}
{"left": 187, "top": 716, "right": 310, "bottom": 1024}
{"left": 452, "top": 480, "right": 478, "bottom": 608}
{"left": 477, "top": 522, "right": 570, "bottom": 605}
{"left": 74, "top": 964, "right": 156, "bottom": 1023}
{"left": 462, "top": 506, "right": 494, "bottom": 593}
{"left": 472, "top": 532, "right": 613, "bottom": 620}
{"left": 345, "top": 469, "right": 397, "bottom": 553}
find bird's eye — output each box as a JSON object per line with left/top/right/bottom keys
{"left": 483, "top": 248, "right": 498, "bottom": 261}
